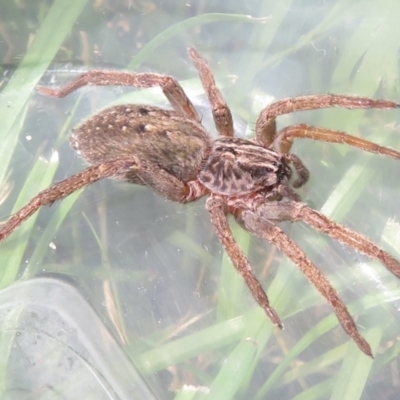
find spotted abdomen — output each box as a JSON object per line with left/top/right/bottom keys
{"left": 70, "top": 105, "right": 211, "bottom": 183}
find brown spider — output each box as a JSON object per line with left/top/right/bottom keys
{"left": 1, "top": 48, "right": 400, "bottom": 357}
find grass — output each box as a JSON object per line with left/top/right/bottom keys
{"left": 0, "top": 0, "right": 400, "bottom": 398}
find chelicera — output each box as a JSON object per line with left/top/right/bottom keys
{"left": 1, "top": 48, "right": 400, "bottom": 357}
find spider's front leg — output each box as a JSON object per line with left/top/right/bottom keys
{"left": 256, "top": 94, "right": 399, "bottom": 150}
{"left": 235, "top": 207, "right": 373, "bottom": 357}
{"left": 206, "top": 196, "right": 283, "bottom": 329}
{"left": 274, "top": 124, "right": 400, "bottom": 159}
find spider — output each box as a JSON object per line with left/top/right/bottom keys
{"left": 1, "top": 48, "right": 400, "bottom": 358}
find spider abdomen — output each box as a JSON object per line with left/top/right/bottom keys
{"left": 198, "top": 137, "right": 285, "bottom": 195}
{"left": 70, "top": 104, "right": 211, "bottom": 183}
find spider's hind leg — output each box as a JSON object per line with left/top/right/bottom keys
{"left": 0, "top": 159, "right": 206, "bottom": 244}
{"left": 0, "top": 159, "right": 139, "bottom": 244}
{"left": 37, "top": 70, "right": 200, "bottom": 122}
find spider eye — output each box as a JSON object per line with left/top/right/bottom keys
{"left": 252, "top": 166, "right": 274, "bottom": 177}
{"left": 261, "top": 167, "right": 273, "bottom": 174}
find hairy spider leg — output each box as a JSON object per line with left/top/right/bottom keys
{"left": 206, "top": 196, "right": 283, "bottom": 329}
{"left": 275, "top": 124, "right": 400, "bottom": 159}
{"left": 256, "top": 94, "right": 399, "bottom": 148}
{"left": 37, "top": 70, "right": 200, "bottom": 122}
{"left": 236, "top": 208, "right": 373, "bottom": 357}
{"left": 0, "top": 158, "right": 205, "bottom": 244}
{"left": 255, "top": 200, "right": 400, "bottom": 279}
{"left": 189, "top": 48, "right": 234, "bottom": 137}
{"left": 0, "top": 159, "right": 138, "bottom": 243}
{"left": 240, "top": 197, "right": 400, "bottom": 356}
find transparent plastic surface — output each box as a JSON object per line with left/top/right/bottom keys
{"left": 0, "top": 277, "right": 156, "bottom": 399}
{"left": 0, "top": 0, "right": 400, "bottom": 399}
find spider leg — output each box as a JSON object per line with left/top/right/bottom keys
{"left": 206, "top": 196, "right": 283, "bottom": 328}
{"left": 256, "top": 200, "right": 400, "bottom": 279}
{"left": 236, "top": 208, "right": 373, "bottom": 357}
{"left": 274, "top": 124, "right": 400, "bottom": 159}
{"left": 188, "top": 48, "right": 234, "bottom": 137}
{"left": 0, "top": 159, "right": 205, "bottom": 244}
{"left": 37, "top": 71, "right": 200, "bottom": 122}
{"left": 0, "top": 159, "right": 138, "bottom": 243}
{"left": 133, "top": 165, "right": 207, "bottom": 203}
{"left": 256, "top": 94, "right": 399, "bottom": 147}
{"left": 294, "top": 203, "right": 400, "bottom": 278}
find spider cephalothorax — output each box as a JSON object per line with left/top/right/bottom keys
{"left": 198, "top": 137, "right": 288, "bottom": 195}
{"left": 1, "top": 48, "right": 399, "bottom": 357}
